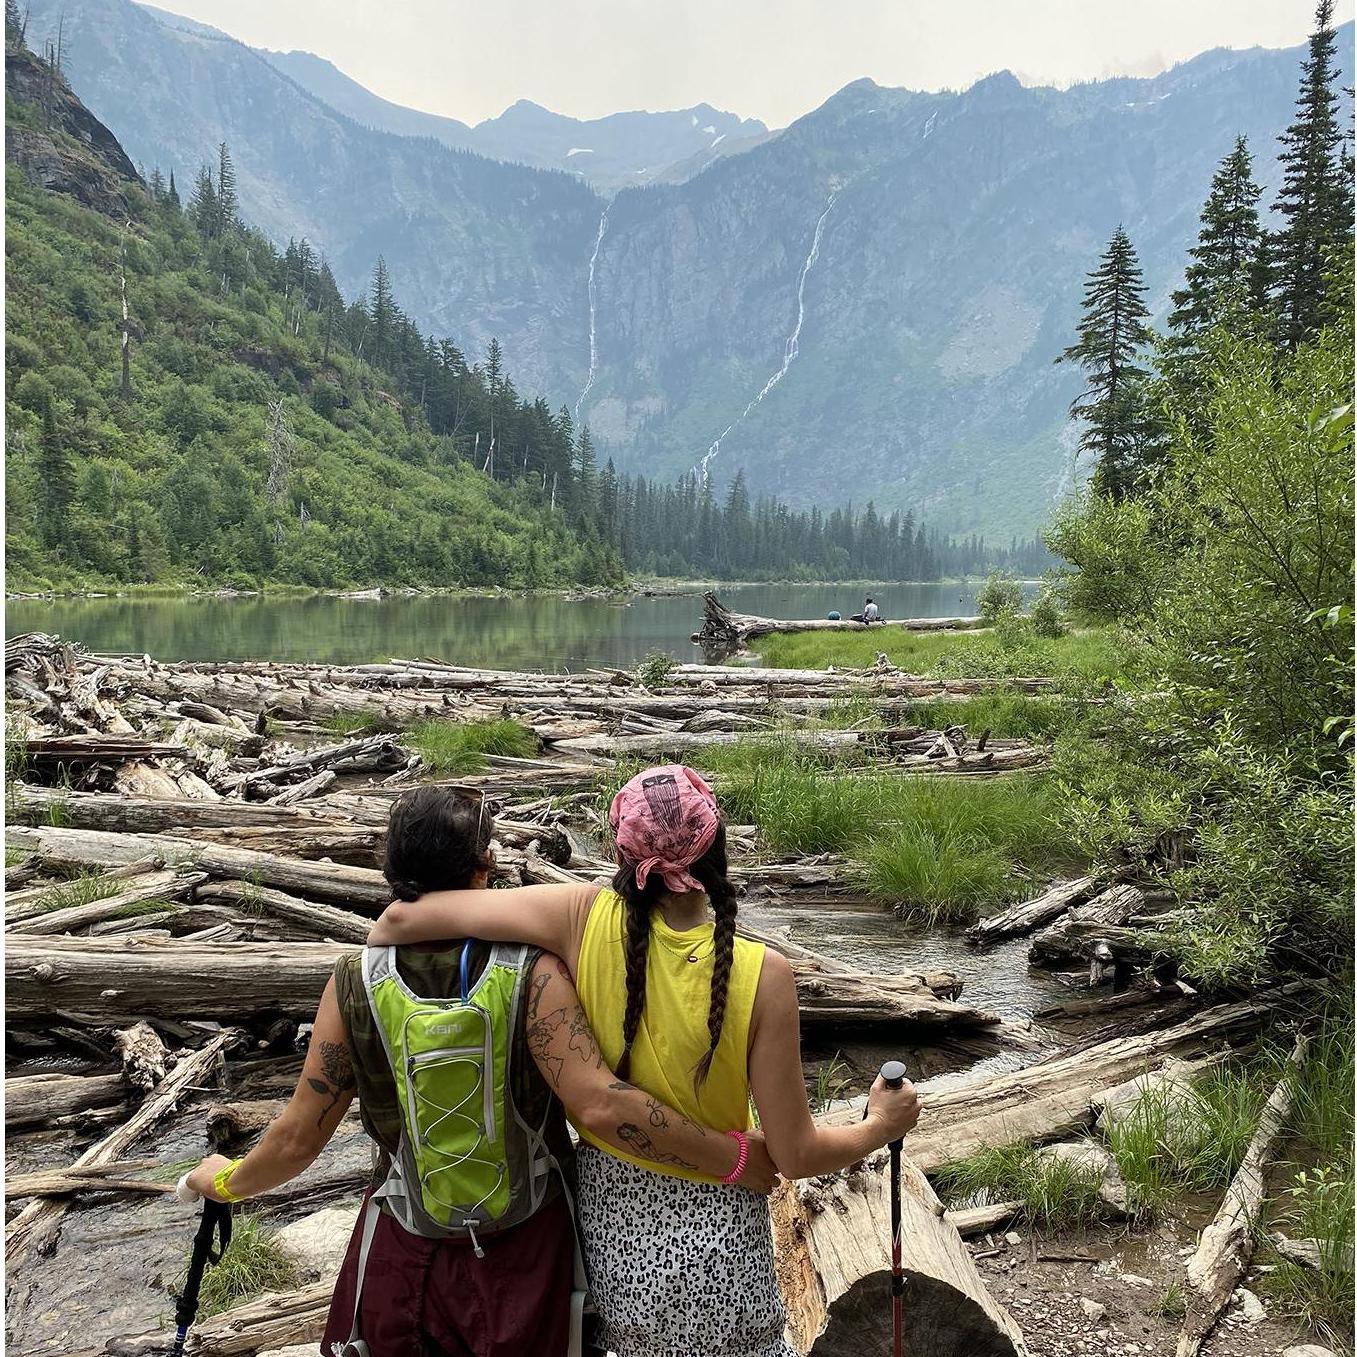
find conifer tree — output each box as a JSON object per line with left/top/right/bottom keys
{"left": 188, "top": 166, "right": 216, "bottom": 237}
{"left": 166, "top": 168, "right": 179, "bottom": 208}
{"left": 1267, "top": 0, "right": 1354, "bottom": 350}
{"left": 215, "top": 142, "right": 238, "bottom": 235}
{"left": 37, "top": 393, "right": 74, "bottom": 548}
{"left": 1057, "top": 225, "right": 1156, "bottom": 499}
{"left": 6, "top": 0, "right": 24, "bottom": 45}
{"left": 368, "top": 256, "right": 395, "bottom": 368}
{"left": 1167, "top": 137, "right": 1264, "bottom": 343}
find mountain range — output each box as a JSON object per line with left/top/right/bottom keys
{"left": 20, "top": 0, "right": 1353, "bottom": 538}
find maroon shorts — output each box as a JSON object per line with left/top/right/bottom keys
{"left": 321, "top": 1192, "right": 576, "bottom": 1357}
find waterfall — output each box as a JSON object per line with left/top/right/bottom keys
{"left": 694, "top": 191, "right": 838, "bottom": 481}
{"left": 574, "top": 205, "right": 610, "bottom": 422}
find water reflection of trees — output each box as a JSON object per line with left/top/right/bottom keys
{"left": 6, "top": 583, "right": 991, "bottom": 669}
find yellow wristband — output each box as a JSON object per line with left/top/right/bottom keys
{"left": 213, "top": 1157, "right": 246, "bottom": 1203}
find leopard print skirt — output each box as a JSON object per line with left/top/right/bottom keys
{"left": 576, "top": 1144, "right": 794, "bottom": 1357}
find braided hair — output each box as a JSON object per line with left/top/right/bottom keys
{"left": 612, "top": 821, "right": 736, "bottom": 1089}
{"left": 383, "top": 786, "right": 493, "bottom": 905}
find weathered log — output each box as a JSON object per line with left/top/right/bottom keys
{"left": 6, "top": 935, "right": 993, "bottom": 1032}
{"left": 22, "top": 734, "right": 184, "bottom": 765}
{"left": 966, "top": 876, "right": 1102, "bottom": 944}
{"left": 6, "top": 1029, "right": 237, "bottom": 1266}
{"left": 1175, "top": 1034, "right": 1309, "bottom": 1357}
{"left": 5, "top": 855, "right": 164, "bottom": 917}
{"left": 945, "top": 1200, "right": 1024, "bottom": 1238}
{"left": 821, "top": 993, "right": 1287, "bottom": 1176}
{"left": 7, "top": 824, "right": 392, "bottom": 908}
{"left": 7, "top": 869, "right": 204, "bottom": 935}
{"left": 693, "top": 590, "right": 986, "bottom": 661}
{"left": 266, "top": 769, "right": 337, "bottom": 805}
{"left": 1027, "top": 884, "right": 1145, "bottom": 966}
{"left": 114, "top": 1020, "right": 169, "bottom": 1093}
{"left": 552, "top": 729, "right": 864, "bottom": 758}
{"left": 6, "top": 1167, "right": 175, "bottom": 1200}
{"left": 194, "top": 881, "right": 370, "bottom": 943}
{"left": 5, "top": 1071, "right": 128, "bottom": 1128}
{"left": 771, "top": 1149, "right": 1027, "bottom": 1355}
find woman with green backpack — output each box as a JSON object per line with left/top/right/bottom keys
{"left": 183, "top": 785, "right": 776, "bottom": 1357}
{"left": 368, "top": 764, "right": 921, "bottom": 1357}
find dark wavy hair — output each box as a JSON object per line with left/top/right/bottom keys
{"left": 383, "top": 786, "right": 493, "bottom": 902}
{"left": 612, "top": 821, "right": 736, "bottom": 1090}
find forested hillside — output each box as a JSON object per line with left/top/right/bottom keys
{"left": 5, "top": 35, "right": 1037, "bottom": 591}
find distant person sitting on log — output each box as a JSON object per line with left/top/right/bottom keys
{"left": 368, "top": 764, "right": 921, "bottom": 1357}
{"left": 182, "top": 786, "right": 773, "bottom": 1357}
{"left": 862, "top": 596, "right": 881, "bottom": 623}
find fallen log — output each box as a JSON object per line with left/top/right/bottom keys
{"left": 6, "top": 935, "right": 994, "bottom": 1032}
{"left": 1027, "top": 884, "right": 1145, "bottom": 966}
{"left": 771, "top": 1150, "right": 1028, "bottom": 1355}
{"left": 966, "top": 876, "right": 1102, "bottom": 944}
{"left": 1175, "top": 1034, "right": 1309, "bottom": 1357}
{"left": 693, "top": 591, "right": 986, "bottom": 661}
{"left": 6, "top": 1029, "right": 237, "bottom": 1266}
{"left": 5, "top": 1168, "right": 175, "bottom": 1200}
{"left": 7, "top": 869, "right": 205, "bottom": 936}
{"left": 194, "top": 881, "right": 370, "bottom": 943}
{"left": 7, "top": 824, "right": 391, "bottom": 908}
{"left": 5, "top": 1071, "right": 128, "bottom": 1128}
{"left": 820, "top": 993, "right": 1286, "bottom": 1176}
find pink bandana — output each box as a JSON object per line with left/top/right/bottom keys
{"left": 608, "top": 764, "right": 720, "bottom": 894}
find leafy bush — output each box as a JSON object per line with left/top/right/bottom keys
{"left": 1028, "top": 586, "right": 1065, "bottom": 638}
{"left": 975, "top": 572, "right": 1024, "bottom": 624}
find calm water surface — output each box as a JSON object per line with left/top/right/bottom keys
{"left": 6, "top": 582, "right": 992, "bottom": 669}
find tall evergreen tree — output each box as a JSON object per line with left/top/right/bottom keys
{"left": 166, "top": 169, "right": 180, "bottom": 209}
{"left": 188, "top": 166, "right": 216, "bottom": 237}
{"left": 1057, "top": 226, "right": 1156, "bottom": 499}
{"left": 1167, "top": 137, "right": 1265, "bottom": 343}
{"left": 5, "top": 0, "right": 24, "bottom": 44}
{"left": 37, "top": 393, "right": 74, "bottom": 549}
{"left": 215, "top": 142, "right": 238, "bottom": 235}
{"left": 368, "top": 257, "right": 395, "bottom": 369}
{"left": 1267, "top": 0, "right": 1354, "bottom": 350}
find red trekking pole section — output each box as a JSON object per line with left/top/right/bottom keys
{"left": 879, "top": 1059, "right": 908, "bottom": 1357}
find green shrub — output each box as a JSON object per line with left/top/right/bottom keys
{"left": 183, "top": 1214, "right": 300, "bottom": 1317}
{"left": 933, "top": 1142, "right": 1104, "bottom": 1231}
{"left": 975, "top": 572, "right": 1024, "bottom": 624}
{"left": 1028, "top": 586, "right": 1065, "bottom": 638}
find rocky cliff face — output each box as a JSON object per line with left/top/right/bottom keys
{"left": 21, "top": 0, "right": 1351, "bottom": 536}
{"left": 5, "top": 44, "right": 140, "bottom": 217}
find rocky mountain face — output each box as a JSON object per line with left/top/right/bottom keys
{"left": 23, "top": 0, "right": 1352, "bottom": 537}
{"left": 5, "top": 44, "right": 140, "bottom": 216}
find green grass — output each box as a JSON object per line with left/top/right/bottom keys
{"left": 1261, "top": 1014, "right": 1356, "bottom": 1341}
{"left": 181, "top": 1214, "right": 300, "bottom": 1317}
{"left": 810, "top": 1054, "right": 852, "bottom": 1113}
{"left": 753, "top": 623, "right": 1128, "bottom": 685}
{"left": 108, "top": 897, "right": 174, "bottom": 920}
{"left": 33, "top": 870, "right": 124, "bottom": 915}
{"left": 1155, "top": 1281, "right": 1187, "bottom": 1321}
{"left": 323, "top": 708, "right": 397, "bottom": 737}
{"left": 407, "top": 718, "right": 538, "bottom": 774}
{"left": 5, "top": 848, "right": 29, "bottom": 868}
{"left": 1102, "top": 1066, "right": 1269, "bottom": 1222}
{"left": 933, "top": 1142, "right": 1105, "bottom": 1232}
{"left": 696, "top": 747, "right": 1070, "bottom": 922}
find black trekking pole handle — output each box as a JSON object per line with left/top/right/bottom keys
{"left": 879, "top": 1058, "right": 908, "bottom": 1149}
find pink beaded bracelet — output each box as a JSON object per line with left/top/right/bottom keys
{"left": 720, "top": 1129, "right": 749, "bottom": 1184}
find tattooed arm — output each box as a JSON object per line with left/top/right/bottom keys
{"left": 185, "top": 977, "right": 357, "bottom": 1202}
{"left": 524, "top": 954, "right": 777, "bottom": 1193}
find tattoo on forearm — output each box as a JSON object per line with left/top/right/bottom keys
{"left": 617, "top": 1122, "right": 698, "bottom": 1170}
{"left": 645, "top": 1097, "right": 667, "bottom": 1129}
{"left": 608, "top": 1079, "right": 635, "bottom": 1092}
{"left": 307, "top": 1040, "right": 356, "bottom": 1128}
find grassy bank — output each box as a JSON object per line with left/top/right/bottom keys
{"left": 752, "top": 621, "right": 1128, "bottom": 684}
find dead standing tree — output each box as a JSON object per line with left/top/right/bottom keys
{"left": 265, "top": 397, "right": 296, "bottom": 543}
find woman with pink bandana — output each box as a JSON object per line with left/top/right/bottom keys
{"left": 369, "top": 764, "right": 920, "bottom": 1357}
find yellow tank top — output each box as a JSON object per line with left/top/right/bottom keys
{"left": 574, "top": 887, "right": 765, "bottom": 1183}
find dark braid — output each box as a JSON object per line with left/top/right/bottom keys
{"left": 613, "top": 859, "right": 654, "bottom": 1081}
{"left": 690, "top": 824, "right": 736, "bottom": 1087}
{"left": 610, "top": 823, "right": 737, "bottom": 1089}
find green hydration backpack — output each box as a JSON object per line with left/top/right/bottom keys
{"left": 335, "top": 942, "right": 585, "bottom": 1357}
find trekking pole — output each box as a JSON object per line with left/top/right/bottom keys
{"left": 878, "top": 1059, "right": 908, "bottom": 1357}
{"left": 171, "top": 1174, "right": 233, "bottom": 1357}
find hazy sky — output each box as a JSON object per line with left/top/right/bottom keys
{"left": 147, "top": 0, "right": 1354, "bottom": 128}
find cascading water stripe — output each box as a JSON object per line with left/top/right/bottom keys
{"left": 574, "top": 206, "right": 610, "bottom": 422}
{"left": 694, "top": 191, "right": 838, "bottom": 481}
